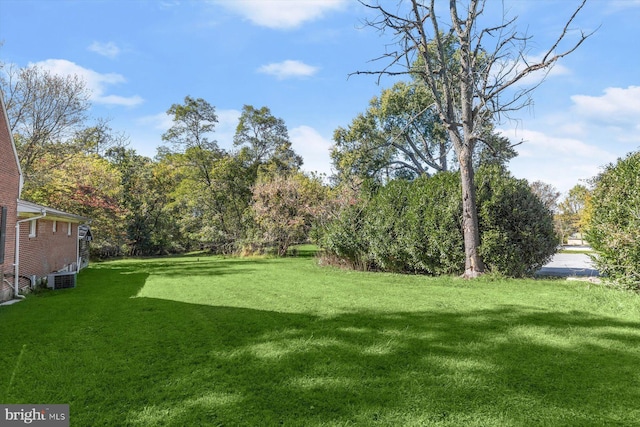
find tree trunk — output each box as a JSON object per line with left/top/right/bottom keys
{"left": 459, "top": 148, "right": 485, "bottom": 278}
{"left": 439, "top": 139, "right": 447, "bottom": 172}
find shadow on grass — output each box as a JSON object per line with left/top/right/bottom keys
{"left": 287, "top": 245, "right": 321, "bottom": 259}
{"left": 1, "top": 263, "right": 639, "bottom": 426}
{"left": 91, "top": 256, "right": 268, "bottom": 278}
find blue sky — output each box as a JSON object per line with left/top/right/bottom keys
{"left": 1, "top": 0, "right": 639, "bottom": 194}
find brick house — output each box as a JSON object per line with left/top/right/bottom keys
{"left": 1, "top": 93, "right": 91, "bottom": 302}
{"left": 0, "top": 91, "right": 21, "bottom": 301}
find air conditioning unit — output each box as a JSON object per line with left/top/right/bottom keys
{"left": 47, "top": 272, "right": 76, "bottom": 290}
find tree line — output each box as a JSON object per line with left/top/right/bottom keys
{"left": 0, "top": 61, "right": 334, "bottom": 257}
{"left": 0, "top": 59, "right": 552, "bottom": 273}
{"left": 0, "top": 57, "right": 527, "bottom": 258}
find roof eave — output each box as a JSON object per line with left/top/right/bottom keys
{"left": 17, "top": 199, "right": 90, "bottom": 223}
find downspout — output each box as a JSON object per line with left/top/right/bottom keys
{"left": 76, "top": 224, "right": 80, "bottom": 273}
{"left": 14, "top": 210, "right": 46, "bottom": 299}
{"left": 76, "top": 223, "right": 83, "bottom": 273}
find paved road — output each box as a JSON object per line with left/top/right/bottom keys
{"left": 537, "top": 252, "right": 599, "bottom": 277}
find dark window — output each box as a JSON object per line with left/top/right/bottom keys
{"left": 0, "top": 206, "right": 7, "bottom": 264}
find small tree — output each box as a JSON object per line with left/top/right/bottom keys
{"left": 251, "top": 173, "right": 326, "bottom": 256}
{"left": 476, "top": 166, "right": 557, "bottom": 277}
{"left": 558, "top": 184, "right": 591, "bottom": 243}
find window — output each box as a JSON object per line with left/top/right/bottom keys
{"left": 52, "top": 220, "right": 57, "bottom": 233}
{"left": 67, "top": 222, "right": 72, "bottom": 236}
{"left": 29, "top": 219, "right": 37, "bottom": 238}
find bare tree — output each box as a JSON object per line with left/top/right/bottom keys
{"left": 529, "top": 180, "right": 561, "bottom": 212}
{"left": 354, "top": 0, "right": 591, "bottom": 277}
{"left": 1, "top": 63, "right": 91, "bottom": 179}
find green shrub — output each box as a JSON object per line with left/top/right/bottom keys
{"left": 320, "top": 166, "right": 557, "bottom": 277}
{"left": 363, "top": 180, "right": 413, "bottom": 272}
{"left": 320, "top": 203, "right": 371, "bottom": 270}
{"left": 587, "top": 151, "right": 640, "bottom": 290}
{"left": 402, "top": 173, "right": 464, "bottom": 275}
{"left": 476, "top": 166, "right": 557, "bottom": 277}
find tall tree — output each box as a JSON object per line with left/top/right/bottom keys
{"left": 234, "top": 105, "right": 303, "bottom": 177}
{"left": 332, "top": 79, "right": 515, "bottom": 185}
{"left": 162, "top": 96, "right": 222, "bottom": 187}
{"left": 355, "top": 0, "right": 590, "bottom": 277}
{"left": 332, "top": 110, "right": 394, "bottom": 184}
{"left": 75, "top": 118, "right": 129, "bottom": 156}
{"left": 162, "top": 97, "right": 256, "bottom": 253}
{"left": 106, "top": 147, "right": 181, "bottom": 256}
{"left": 332, "top": 81, "right": 449, "bottom": 184}
{"left": 24, "top": 152, "right": 125, "bottom": 257}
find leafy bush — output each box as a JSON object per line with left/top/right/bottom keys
{"left": 363, "top": 179, "right": 413, "bottom": 272}
{"left": 320, "top": 203, "right": 371, "bottom": 270}
{"left": 587, "top": 151, "right": 640, "bottom": 290}
{"left": 401, "top": 173, "right": 464, "bottom": 275}
{"left": 320, "top": 166, "right": 557, "bottom": 277}
{"left": 476, "top": 166, "right": 557, "bottom": 277}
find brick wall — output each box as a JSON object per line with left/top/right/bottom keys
{"left": 0, "top": 97, "right": 21, "bottom": 301}
{"left": 18, "top": 219, "right": 78, "bottom": 285}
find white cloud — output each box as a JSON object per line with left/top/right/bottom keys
{"left": 31, "top": 59, "right": 143, "bottom": 107}
{"left": 501, "top": 128, "right": 616, "bottom": 193}
{"left": 290, "top": 125, "right": 333, "bottom": 176}
{"left": 258, "top": 60, "right": 319, "bottom": 80}
{"left": 97, "top": 94, "right": 144, "bottom": 107}
{"left": 216, "top": 0, "right": 347, "bottom": 29}
{"left": 502, "top": 128, "right": 613, "bottom": 160}
{"left": 571, "top": 86, "right": 640, "bottom": 124}
{"left": 137, "top": 112, "right": 175, "bottom": 131}
{"left": 496, "top": 52, "right": 571, "bottom": 89}
{"left": 88, "top": 41, "right": 121, "bottom": 59}
{"left": 160, "top": 1, "right": 180, "bottom": 9}
{"left": 499, "top": 84, "right": 640, "bottom": 193}
{"left": 607, "top": 0, "right": 640, "bottom": 13}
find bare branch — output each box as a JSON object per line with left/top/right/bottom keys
{"left": 486, "top": 1, "right": 593, "bottom": 102}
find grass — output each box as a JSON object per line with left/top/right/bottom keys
{"left": 1, "top": 250, "right": 640, "bottom": 426}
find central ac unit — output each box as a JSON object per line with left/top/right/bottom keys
{"left": 47, "top": 272, "right": 76, "bottom": 290}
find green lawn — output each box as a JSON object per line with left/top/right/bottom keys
{"left": 1, "top": 251, "right": 640, "bottom": 426}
